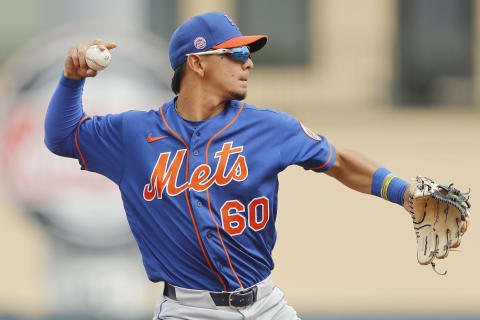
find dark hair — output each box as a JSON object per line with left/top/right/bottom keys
{"left": 171, "top": 63, "right": 186, "bottom": 94}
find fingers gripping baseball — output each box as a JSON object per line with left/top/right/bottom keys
{"left": 64, "top": 38, "right": 117, "bottom": 80}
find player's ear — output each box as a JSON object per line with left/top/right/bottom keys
{"left": 186, "top": 54, "right": 205, "bottom": 78}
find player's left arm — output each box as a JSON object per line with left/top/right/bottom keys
{"left": 324, "top": 146, "right": 410, "bottom": 211}
{"left": 273, "top": 112, "right": 409, "bottom": 211}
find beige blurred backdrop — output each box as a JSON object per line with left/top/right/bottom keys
{"left": 0, "top": 0, "right": 479, "bottom": 319}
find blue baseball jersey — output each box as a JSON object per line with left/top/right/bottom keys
{"left": 55, "top": 83, "right": 336, "bottom": 291}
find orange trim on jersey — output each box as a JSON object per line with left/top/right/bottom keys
{"left": 75, "top": 115, "right": 90, "bottom": 170}
{"left": 205, "top": 102, "right": 245, "bottom": 289}
{"left": 308, "top": 143, "right": 333, "bottom": 170}
{"left": 160, "top": 105, "right": 227, "bottom": 291}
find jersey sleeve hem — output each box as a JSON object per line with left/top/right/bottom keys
{"left": 75, "top": 115, "right": 91, "bottom": 170}
{"left": 308, "top": 144, "right": 336, "bottom": 172}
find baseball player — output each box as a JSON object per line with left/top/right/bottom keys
{"left": 44, "top": 11, "right": 469, "bottom": 320}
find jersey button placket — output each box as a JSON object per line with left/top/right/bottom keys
{"left": 202, "top": 228, "right": 231, "bottom": 286}
{"left": 187, "top": 136, "right": 226, "bottom": 282}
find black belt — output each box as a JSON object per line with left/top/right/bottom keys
{"left": 163, "top": 282, "right": 258, "bottom": 308}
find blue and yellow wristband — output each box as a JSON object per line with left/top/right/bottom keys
{"left": 371, "top": 168, "right": 409, "bottom": 206}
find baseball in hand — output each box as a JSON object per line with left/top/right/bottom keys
{"left": 85, "top": 45, "right": 112, "bottom": 71}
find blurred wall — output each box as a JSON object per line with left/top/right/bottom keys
{"left": 0, "top": 0, "right": 479, "bottom": 318}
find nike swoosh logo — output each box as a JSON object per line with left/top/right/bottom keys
{"left": 147, "top": 134, "right": 168, "bottom": 143}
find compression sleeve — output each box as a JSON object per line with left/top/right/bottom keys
{"left": 44, "top": 74, "right": 86, "bottom": 158}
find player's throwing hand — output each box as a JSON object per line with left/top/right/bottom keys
{"left": 64, "top": 38, "right": 117, "bottom": 80}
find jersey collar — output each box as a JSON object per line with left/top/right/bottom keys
{"left": 160, "top": 98, "right": 243, "bottom": 143}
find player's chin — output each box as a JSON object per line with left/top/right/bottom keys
{"left": 230, "top": 88, "right": 247, "bottom": 101}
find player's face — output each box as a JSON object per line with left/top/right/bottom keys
{"left": 203, "top": 54, "right": 254, "bottom": 101}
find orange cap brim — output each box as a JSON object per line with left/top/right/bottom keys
{"left": 212, "top": 35, "right": 268, "bottom": 53}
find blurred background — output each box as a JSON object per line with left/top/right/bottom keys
{"left": 0, "top": 0, "right": 479, "bottom": 319}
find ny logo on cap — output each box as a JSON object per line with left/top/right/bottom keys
{"left": 194, "top": 36, "right": 207, "bottom": 50}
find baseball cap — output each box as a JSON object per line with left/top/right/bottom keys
{"left": 168, "top": 12, "right": 268, "bottom": 70}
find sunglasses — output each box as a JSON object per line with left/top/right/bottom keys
{"left": 186, "top": 46, "right": 251, "bottom": 62}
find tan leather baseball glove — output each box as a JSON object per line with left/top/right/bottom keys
{"left": 406, "top": 176, "right": 471, "bottom": 275}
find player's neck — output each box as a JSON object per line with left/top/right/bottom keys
{"left": 175, "top": 92, "right": 226, "bottom": 122}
